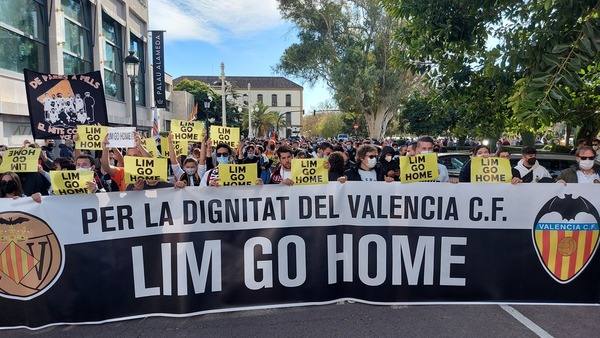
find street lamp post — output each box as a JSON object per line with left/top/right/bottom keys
{"left": 124, "top": 51, "right": 140, "bottom": 128}
{"left": 220, "top": 62, "right": 226, "bottom": 127}
{"left": 203, "top": 96, "right": 213, "bottom": 131}
{"left": 247, "top": 83, "right": 253, "bottom": 139}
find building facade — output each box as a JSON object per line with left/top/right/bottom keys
{"left": 0, "top": 0, "right": 153, "bottom": 146}
{"left": 174, "top": 76, "right": 304, "bottom": 138}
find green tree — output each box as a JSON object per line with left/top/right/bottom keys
{"left": 383, "top": 0, "right": 600, "bottom": 143}
{"left": 173, "top": 79, "right": 242, "bottom": 127}
{"left": 276, "top": 0, "right": 422, "bottom": 139}
{"left": 240, "top": 102, "right": 279, "bottom": 138}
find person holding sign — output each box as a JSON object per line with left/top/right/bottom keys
{"left": 338, "top": 145, "right": 391, "bottom": 182}
{"left": 415, "top": 136, "right": 449, "bottom": 182}
{"left": 168, "top": 133, "right": 209, "bottom": 188}
{"left": 465, "top": 146, "right": 513, "bottom": 184}
{"left": 459, "top": 145, "right": 491, "bottom": 182}
{"left": 124, "top": 156, "right": 170, "bottom": 191}
{"left": 200, "top": 143, "right": 235, "bottom": 187}
{"left": 100, "top": 133, "right": 151, "bottom": 191}
{"left": 511, "top": 147, "right": 552, "bottom": 184}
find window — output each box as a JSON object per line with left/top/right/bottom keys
{"left": 62, "top": 0, "right": 92, "bottom": 74}
{"left": 130, "top": 33, "right": 145, "bottom": 106}
{"left": 165, "top": 100, "right": 171, "bottom": 112}
{"left": 0, "top": 0, "right": 48, "bottom": 72}
{"left": 285, "top": 94, "right": 292, "bottom": 107}
{"left": 102, "top": 13, "right": 123, "bottom": 100}
{"left": 257, "top": 94, "right": 263, "bottom": 104}
{"left": 271, "top": 94, "right": 278, "bottom": 107}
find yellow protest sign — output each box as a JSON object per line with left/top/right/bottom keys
{"left": 171, "top": 119, "right": 204, "bottom": 143}
{"left": 210, "top": 126, "right": 240, "bottom": 148}
{"left": 50, "top": 170, "right": 94, "bottom": 195}
{"left": 470, "top": 157, "right": 512, "bottom": 183}
{"left": 0, "top": 148, "right": 41, "bottom": 173}
{"left": 76, "top": 125, "right": 108, "bottom": 150}
{"left": 219, "top": 164, "right": 258, "bottom": 186}
{"left": 291, "top": 158, "right": 329, "bottom": 185}
{"left": 140, "top": 138, "right": 160, "bottom": 157}
{"left": 159, "top": 136, "right": 188, "bottom": 158}
{"left": 124, "top": 156, "right": 168, "bottom": 184}
{"left": 399, "top": 153, "right": 439, "bottom": 183}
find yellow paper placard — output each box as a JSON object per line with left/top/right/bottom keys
{"left": 470, "top": 157, "right": 512, "bottom": 183}
{"left": 219, "top": 164, "right": 258, "bottom": 186}
{"left": 0, "top": 148, "right": 41, "bottom": 173}
{"left": 291, "top": 158, "right": 329, "bottom": 185}
{"left": 50, "top": 170, "right": 94, "bottom": 195}
{"left": 399, "top": 153, "right": 439, "bottom": 183}
{"left": 210, "top": 126, "right": 239, "bottom": 148}
{"left": 140, "top": 138, "right": 160, "bottom": 157}
{"left": 124, "top": 156, "right": 168, "bottom": 184}
{"left": 160, "top": 136, "right": 188, "bottom": 158}
{"left": 171, "top": 119, "right": 204, "bottom": 143}
{"left": 76, "top": 125, "right": 108, "bottom": 150}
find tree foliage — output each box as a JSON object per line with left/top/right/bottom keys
{"left": 383, "top": 0, "right": 600, "bottom": 142}
{"left": 276, "top": 0, "right": 422, "bottom": 138}
{"left": 173, "top": 79, "right": 242, "bottom": 127}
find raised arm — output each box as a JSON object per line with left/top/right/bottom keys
{"left": 100, "top": 135, "right": 118, "bottom": 176}
{"left": 168, "top": 132, "right": 178, "bottom": 165}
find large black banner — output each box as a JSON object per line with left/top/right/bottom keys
{"left": 23, "top": 70, "right": 108, "bottom": 140}
{"left": 151, "top": 31, "right": 166, "bottom": 108}
{"left": 0, "top": 183, "right": 599, "bottom": 329}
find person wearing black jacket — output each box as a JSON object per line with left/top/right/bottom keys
{"left": 459, "top": 145, "right": 491, "bottom": 182}
{"left": 328, "top": 151, "right": 346, "bottom": 181}
{"left": 339, "top": 145, "right": 392, "bottom": 182}
{"left": 379, "top": 146, "right": 399, "bottom": 181}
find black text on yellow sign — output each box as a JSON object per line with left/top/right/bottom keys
{"left": 172, "top": 119, "right": 204, "bottom": 143}
{"left": 50, "top": 170, "right": 94, "bottom": 195}
{"left": 76, "top": 125, "right": 108, "bottom": 150}
{"left": 220, "top": 164, "right": 257, "bottom": 186}
{"left": 291, "top": 158, "right": 329, "bottom": 185}
{"left": 470, "top": 157, "right": 512, "bottom": 183}
{"left": 399, "top": 153, "right": 439, "bottom": 183}
{"left": 0, "top": 148, "right": 41, "bottom": 173}
{"left": 124, "top": 156, "right": 168, "bottom": 184}
{"left": 210, "top": 126, "right": 239, "bottom": 148}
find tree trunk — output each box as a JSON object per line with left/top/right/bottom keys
{"left": 565, "top": 124, "right": 571, "bottom": 147}
{"left": 365, "top": 106, "right": 394, "bottom": 139}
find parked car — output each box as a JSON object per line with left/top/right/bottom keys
{"left": 337, "top": 134, "right": 349, "bottom": 142}
{"left": 437, "top": 152, "right": 471, "bottom": 178}
{"left": 508, "top": 153, "right": 580, "bottom": 179}
{"left": 438, "top": 152, "right": 598, "bottom": 180}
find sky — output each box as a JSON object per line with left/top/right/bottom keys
{"left": 148, "top": 0, "right": 332, "bottom": 112}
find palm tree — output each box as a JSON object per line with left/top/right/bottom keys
{"left": 242, "top": 102, "right": 279, "bottom": 138}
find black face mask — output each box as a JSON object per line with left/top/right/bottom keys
{"left": 526, "top": 157, "right": 537, "bottom": 166}
{"left": 46, "top": 144, "right": 54, "bottom": 149}
{"left": 0, "top": 180, "right": 18, "bottom": 196}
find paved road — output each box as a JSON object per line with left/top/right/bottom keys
{"left": 3, "top": 303, "right": 598, "bottom": 337}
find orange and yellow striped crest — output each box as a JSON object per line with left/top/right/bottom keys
{"left": 533, "top": 195, "right": 600, "bottom": 283}
{"left": 0, "top": 241, "right": 39, "bottom": 284}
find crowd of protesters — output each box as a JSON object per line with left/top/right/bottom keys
{"left": 0, "top": 132, "right": 599, "bottom": 203}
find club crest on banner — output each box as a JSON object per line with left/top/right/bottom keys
{"left": 0, "top": 212, "right": 63, "bottom": 299}
{"left": 532, "top": 194, "right": 600, "bottom": 283}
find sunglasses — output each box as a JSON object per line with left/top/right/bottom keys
{"left": 579, "top": 156, "right": 595, "bottom": 160}
{"left": 216, "top": 153, "right": 229, "bottom": 157}
{"left": 367, "top": 155, "right": 378, "bottom": 159}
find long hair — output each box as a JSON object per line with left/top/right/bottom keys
{"left": 0, "top": 172, "right": 23, "bottom": 197}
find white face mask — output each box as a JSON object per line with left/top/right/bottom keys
{"left": 420, "top": 150, "right": 433, "bottom": 154}
{"left": 367, "top": 157, "right": 377, "bottom": 169}
{"left": 184, "top": 168, "right": 197, "bottom": 176}
{"left": 579, "top": 160, "right": 594, "bottom": 170}
{"left": 76, "top": 166, "right": 92, "bottom": 171}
